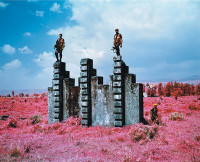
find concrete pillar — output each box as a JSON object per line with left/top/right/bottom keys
{"left": 69, "top": 86, "right": 80, "bottom": 117}
{"left": 80, "top": 58, "right": 94, "bottom": 126}
{"left": 125, "top": 74, "right": 144, "bottom": 124}
{"left": 48, "top": 61, "right": 76, "bottom": 123}
{"left": 91, "top": 76, "right": 103, "bottom": 126}
{"left": 51, "top": 61, "right": 66, "bottom": 122}
{"left": 63, "top": 79, "right": 70, "bottom": 120}
{"left": 113, "top": 56, "right": 129, "bottom": 127}
{"left": 48, "top": 87, "right": 53, "bottom": 123}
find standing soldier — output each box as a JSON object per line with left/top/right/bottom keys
{"left": 150, "top": 104, "right": 159, "bottom": 124}
{"left": 112, "top": 28, "right": 123, "bottom": 56}
{"left": 54, "top": 33, "right": 65, "bottom": 62}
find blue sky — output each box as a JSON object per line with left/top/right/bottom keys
{"left": 0, "top": 0, "right": 200, "bottom": 90}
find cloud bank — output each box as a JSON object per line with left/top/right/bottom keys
{"left": 47, "top": 0, "right": 200, "bottom": 83}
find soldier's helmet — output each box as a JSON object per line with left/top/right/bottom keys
{"left": 115, "top": 28, "right": 119, "bottom": 32}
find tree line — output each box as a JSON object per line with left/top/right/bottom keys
{"left": 145, "top": 82, "right": 200, "bottom": 97}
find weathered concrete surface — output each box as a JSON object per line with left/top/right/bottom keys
{"left": 48, "top": 57, "right": 144, "bottom": 127}
{"left": 91, "top": 76, "right": 114, "bottom": 126}
{"left": 48, "top": 61, "right": 76, "bottom": 123}
{"left": 80, "top": 58, "right": 94, "bottom": 126}
{"left": 91, "top": 76, "right": 102, "bottom": 126}
{"left": 63, "top": 79, "right": 80, "bottom": 120}
{"left": 63, "top": 79, "right": 70, "bottom": 120}
{"left": 70, "top": 87, "right": 80, "bottom": 117}
{"left": 103, "top": 84, "right": 114, "bottom": 126}
{"left": 125, "top": 74, "right": 144, "bottom": 125}
{"left": 48, "top": 87, "right": 53, "bottom": 124}
{"left": 113, "top": 56, "right": 129, "bottom": 127}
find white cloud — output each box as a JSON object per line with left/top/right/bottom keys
{"left": 130, "top": 60, "right": 200, "bottom": 82}
{"left": 2, "top": 44, "right": 15, "bottom": 54}
{"left": 50, "top": 2, "right": 61, "bottom": 13}
{"left": 82, "top": 49, "right": 104, "bottom": 58}
{"left": 3, "top": 59, "right": 21, "bottom": 71}
{"left": 34, "top": 51, "right": 55, "bottom": 68}
{"left": 36, "top": 10, "right": 44, "bottom": 17}
{"left": 33, "top": 51, "right": 55, "bottom": 87}
{"left": 0, "top": 59, "right": 33, "bottom": 90}
{"left": 23, "top": 32, "right": 32, "bottom": 36}
{"left": 0, "top": 1, "right": 9, "bottom": 8}
{"left": 0, "top": 52, "right": 55, "bottom": 90}
{"left": 18, "top": 46, "right": 33, "bottom": 54}
{"left": 47, "top": 0, "right": 200, "bottom": 83}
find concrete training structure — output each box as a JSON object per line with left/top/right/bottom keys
{"left": 48, "top": 56, "right": 144, "bottom": 127}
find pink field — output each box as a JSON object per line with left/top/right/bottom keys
{"left": 0, "top": 95, "right": 200, "bottom": 161}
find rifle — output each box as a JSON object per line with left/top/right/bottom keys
{"left": 111, "top": 46, "right": 116, "bottom": 52}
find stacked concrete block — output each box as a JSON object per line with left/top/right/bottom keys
{"left": 51, "top": 62, "right": 65, "bottom": 122}
{"left": 80, "top": 58, "right": 96, "bottom": 126}
{"left": 113, "top": 56, "right": 129, "bottom": 127}
{"left": 48, "top": 61, "right": 76, "bottom": 124}
{"left": 48, "top": 56, "right": 144, "bottom": 127}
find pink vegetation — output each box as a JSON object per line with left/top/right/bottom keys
{"left": 0, "top": 95, "right": 200, "bottom": 161}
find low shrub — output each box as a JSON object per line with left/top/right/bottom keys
{"left": 10, "top": 147, "right": 21, "bottom": 158}
{"left": 189, "top": 103, "right": 199, "bottom": 110}
{"left": 117, "top": 135, "right": 126, "bottom": 142}
{"left": 169, "top": 112, "right": 184, "bottom": 121}
{"left": 194, "top": 135, "right": 200, "bottom": 141}
{"left": 31, "top": 114, "right": 42, "bottom": 124}
{"left": 129, "top": 125, "right": 158, "bottom": 143}
{"left": 8, "top": 118, "right": 17, "bottom": 128}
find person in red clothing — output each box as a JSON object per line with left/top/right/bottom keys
{"left": 54, "top": 33, "right": 65, "bottom": 62}
{"left": 112, "top": 28, "right": 122, "bottom": 56}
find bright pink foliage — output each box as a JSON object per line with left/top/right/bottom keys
{"left": 0, "top": 95, "right": 200, "bottom": 161}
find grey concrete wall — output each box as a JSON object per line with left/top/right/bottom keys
{"left": 91, "top": 76, "right": 114, "bottom": 127}
{"left": 48, "top": 87, "right": 53, "bottom": 124}
{"left": 103, "top": 84, "right": 114, "bottom": 126}
{"left": 91, "top": 76, "right": 102, "bottom": 126}
{"left": 48, "top": 57, "right": 144, "bottom": 127}
{"left": 63, "top": 79, "right": 70, "bottom": 120}
{"left": 125, "top": 74, "right": 144, "bottom": 125}
{"left": 69, "top": 87, "right": 80, "bottom": 117}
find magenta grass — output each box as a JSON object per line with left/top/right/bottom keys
{"left": 0, "top": 95, "right": 200, "bottom": 161}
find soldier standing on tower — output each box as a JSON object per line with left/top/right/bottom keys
{"left": 112, "top": 28, "right": 123, "bottom": 56}
{"left": 54, "top": 33, "right": 65, "bottom": 62}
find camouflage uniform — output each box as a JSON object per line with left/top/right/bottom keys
{"left": 150, "top": 105, "right": 158, "bottom": 122}
{"left": 113, "top": 29, "right": 122, "bottom": 56}
{"left": 54, "top": 34, "right": 65, "bottom": 61}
